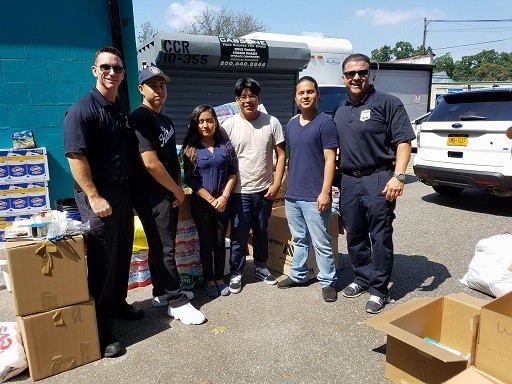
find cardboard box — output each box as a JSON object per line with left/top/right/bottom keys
{"left": 5, "top": 236, "right": 89, "bottom": 316}
{"left": 17, "top": 299, "right": 101, "bottom": 381}
{"left": 444, "top": 366, "right": 507, "bottom": 384}
{"left": 472, "top": 291, "right": 512, "bottom": 384}
{"left": 366, "top": 293, "right": 488, "bottom": 384}
{"left": 248, "top": 206, "right": 339, "bottom": 279}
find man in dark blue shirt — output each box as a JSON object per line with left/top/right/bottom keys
{"left": 333, "top": 53, "right": 415, "bottom": 314}
{"left": 64, "top": 47, "right": 143, "bottom": 358}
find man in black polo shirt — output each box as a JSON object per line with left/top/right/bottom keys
{"left": 333, "top": 53, "right": 415, "bottom": 314}
{"left": 64, "top": 46, "right": 143, "bottom": 358}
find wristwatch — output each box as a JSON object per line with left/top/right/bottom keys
{"left": 393, "top": 173, "right": 406, "bottom": 182}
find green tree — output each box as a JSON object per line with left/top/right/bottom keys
{"left": 137, "top": 21, "right": 158, "bottom": 45}
{"left": 434, "top": 54, "right": 455, "bottom": 78}
{"left": 371, "top": 45, "right": 393, "bottom": 62}
{"left": 474, "top": 62, "right": 510, "bottom": 81}
{"left": 180, "top": 6, "right": 266, "bottom": 37}
{"left": 392, "top": 41, "right": 415, "bottom": 59}
{"left": 371, "top": 42, "right": 432, "bottom": 62}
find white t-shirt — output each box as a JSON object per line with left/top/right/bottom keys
{"left": 222, "top": 112, "right": 284, "bottom": 193}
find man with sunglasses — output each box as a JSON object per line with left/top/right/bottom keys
{"left": 64, "top": 46, "right": 143, "bottom": 358}
{"left": 333, "top": 53, "right": 415, "bottom": 314}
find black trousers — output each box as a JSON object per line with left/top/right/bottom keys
{"left": 190, "top": 194, "right": 231, "bottom": 281}
{"left": 132, "top": 191, "right": 188, "bottom": 308}
{"left": 75, "top": 181, "right": 133, "bottom": 346}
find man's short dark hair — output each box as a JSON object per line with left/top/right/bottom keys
{"left": 234, "top": 78, "right": 261, "bottom": 97}
{"left": 342, "top": 53, "right": 370, "bottom": 72}
{"left": 94, "top": 46, "right": 123, "bottom": 64}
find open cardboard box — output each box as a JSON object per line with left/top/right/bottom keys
{"left": 366, "top": 293, "right": 488, "bottom": 384}
{"left": 447, "top": 290, "right": 512, "bottom": 384}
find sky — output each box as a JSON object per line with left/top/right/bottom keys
{"left": 132, "top": 0, "right": 512, "bottom": 60}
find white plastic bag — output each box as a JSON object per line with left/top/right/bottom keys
{"left": 0, "top": 322, "right": 27, "bottom": 382}
{"left": 460, "top": 234, "right": 512, "bottom": 297}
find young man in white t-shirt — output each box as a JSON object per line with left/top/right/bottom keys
{"left": 221, "top": 78, "right": 286, "bottom": 293}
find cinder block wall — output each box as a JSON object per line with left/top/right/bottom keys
{"left": 0, "top": 0, "right": 137, "bottom": 204}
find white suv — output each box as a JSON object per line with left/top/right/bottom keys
{"left": 413, "top": 88, "right": 512, "bottom": 196}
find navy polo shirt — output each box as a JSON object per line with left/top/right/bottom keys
{"left": 333, "top": 85, "right": 415, "bottom": 172}
{"left": 64, "top": 87, "right": 132, "bottom": 183}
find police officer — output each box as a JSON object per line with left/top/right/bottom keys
{"left": 64, "top": 46, "right": 143, "bottom": 358}
{"left": 333, "top": 53, "right": 415, "bottom": 314}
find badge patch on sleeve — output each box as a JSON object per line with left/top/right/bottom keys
{"left": 360, "top": 109, "right": 371, "bottom": 121}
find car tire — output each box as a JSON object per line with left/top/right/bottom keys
{"left": 432, "top": 185, "right": 464, "bottom": 196}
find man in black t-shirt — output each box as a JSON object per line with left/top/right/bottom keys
{"left": 130, "top": 66, "right": 205, "bottom": 325}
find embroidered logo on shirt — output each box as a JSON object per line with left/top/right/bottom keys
{"left": 360, "top": 109, "right": 371, "bottom": 122}
{"left": 159, "top": 125, "right": 174, "bottom": 147}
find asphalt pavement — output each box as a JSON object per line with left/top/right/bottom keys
{"left": 1, "top": 163, "right": 509, "bottom": 384}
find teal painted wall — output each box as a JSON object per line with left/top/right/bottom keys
{"left": 0, "top": 0, "right": 138, "bottom": 205}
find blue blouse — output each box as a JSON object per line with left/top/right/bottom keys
{"left": 185, "top": 142, "right": 237, "bottom": 197}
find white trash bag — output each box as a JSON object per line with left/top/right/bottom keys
{"left": 0, "top": 322, "right": 27, "bottom": 382}
{"left": 460, "top": 234, "right": 512, "bottom": 297}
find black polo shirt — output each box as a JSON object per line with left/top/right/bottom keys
{"left": 64, "top": 87, "right": 132, "bottom": 184}
{"left": 333, "top": 85, "right": 415, "bottom": 172}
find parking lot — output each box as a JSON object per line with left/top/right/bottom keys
{"left": 1, "top": 165, "right": 510, "bottom": 384}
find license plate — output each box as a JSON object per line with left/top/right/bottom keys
{"left": 447, "top": 134, "right": 468, "bottom": 146}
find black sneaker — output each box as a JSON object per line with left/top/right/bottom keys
{"left": 322, "top": 286, "right": 337, "bottom": 302}
{"left": 342, "top": 283, "right": 366, "bottom": 298}
{"left": 254, "top": 267, "right": 277, "bottom": 285}
{"left": 365, "top": 295, "right": 385, "bottom": 314}
{"left": 277, "top": 277, "right": 307, "bottom": 289}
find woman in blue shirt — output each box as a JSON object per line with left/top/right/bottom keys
{"left": 182, "top": 105, "right": 237, "bottom": 298}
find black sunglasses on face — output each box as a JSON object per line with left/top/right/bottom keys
{"left": 343, "top": 69, "right": 369, "bottom": 79}
{"left": 97, "top": 64, "right": 124, "bottom": 74}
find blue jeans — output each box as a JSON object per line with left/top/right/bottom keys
{"left": 230, "top": 191, "right": 273, "bottom": 274}
{"left": 285, "top": 199, "right": 337, "bottom": 288}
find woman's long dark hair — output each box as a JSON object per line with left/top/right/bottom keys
{"left": 181, "top": 104, "right": 231, "bottom": 174}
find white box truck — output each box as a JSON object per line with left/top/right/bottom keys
{"left": 243, "top": 32, "right": 352, "bottom": 114}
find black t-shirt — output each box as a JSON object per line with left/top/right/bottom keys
{"left": 63, "top": 87, "right": 132, "bottom": 184}
{"left": 129, "top": 105, "right": 180, "bottom": 198}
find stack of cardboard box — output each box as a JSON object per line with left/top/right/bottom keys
{"left": 0, "top": 148, "right": 51, "bottom": 241}
{"left": 366, "top": 291, "right": 512, "bottom": 384}
{"left": 4, "top": 236, "right": 100, "bottom": 381}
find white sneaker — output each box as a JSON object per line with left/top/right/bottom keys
{"left": 152, "top": 291, "right": 194, "bottom": 307}
{"left": 168, "top": 302, "right": 206, "bottom": 325}
{"left": 229, "top": 274, "right": 242, "bottom": 294}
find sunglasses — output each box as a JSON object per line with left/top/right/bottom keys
{"left": 343, "top": 69, "right": 369, "bottom": 79}
{"left": 97, "top": 63, "right": 124, "bottom": 74}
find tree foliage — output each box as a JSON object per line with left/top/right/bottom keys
{"left": 371, "top": 41, "right": 432, "bottom": 62}
{"left": 180, "top": 6, "right": 266, "bottom": 37}
{"left": 137, "top": 21, "right": 159, "bottom": 45}
{"left": 370, "top": 41, "right": 511, "bottom": 82}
